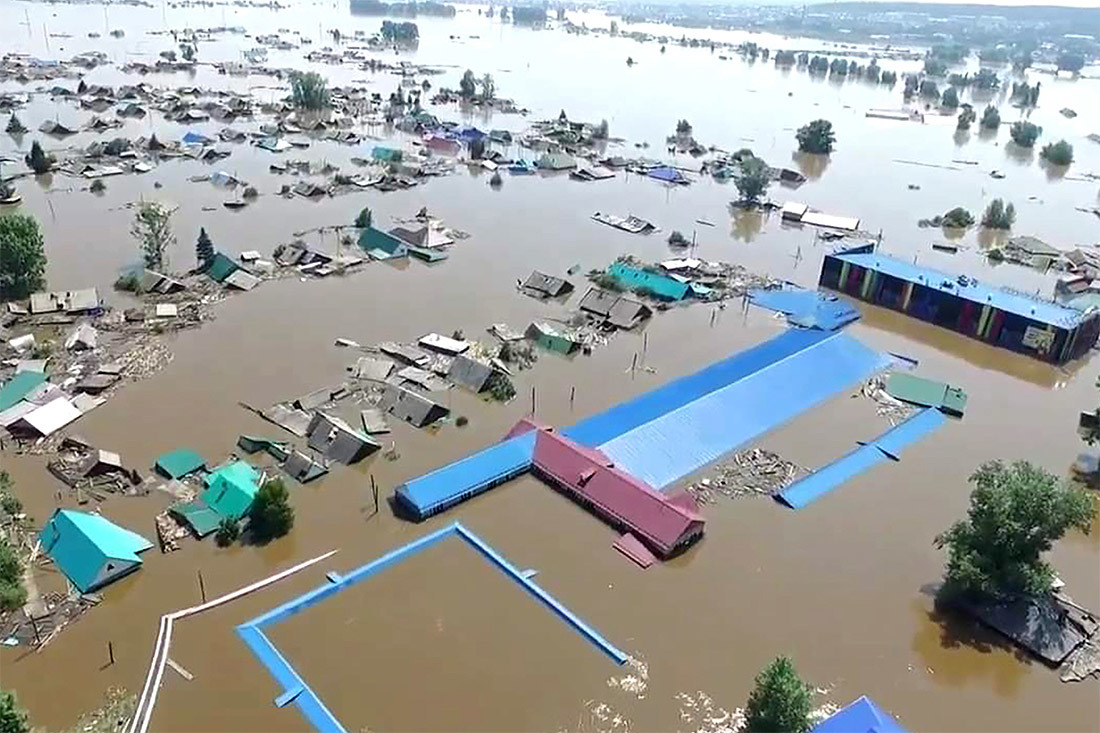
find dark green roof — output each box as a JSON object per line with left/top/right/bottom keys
{"left": 358, "top": 227, "right": 407, "bottom": 255}
{"left": 155, "top": 448, "right": 205, "bottom": 479}
{"left": 0, "top": 371, "right": 47, "bottom": 411}
{"left": 206, "top": 252, "right": 240, "bottom": 283}
{"left": 170, "top": 499, "right": 222, "bottom": 537}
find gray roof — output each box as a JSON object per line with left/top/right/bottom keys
{"left": 579, "top": 287, "right": 620, "bottom": 317}
{"left": 379, "top": 384, "right": 449, "bottom": 427}
{"left": 523, "top": 271, "right": 573, "bottom": 298}
{"left": 76, "top": 373, "right": 118, "bottom": 394}
{"left": 360, "top": 408, "right": 389, "bottom": 434}
{"left": 283, "top": 450, "right": 329, "bottom": 483}
{"left": 224, "top": 269, "right": 261, "bottom": 291}
{"left": 353, "top": 357, "right": 394, "bottom": 382}
{"left": 378, "top": 342, "right": 430, "bottom": 367}
{"left": 447, "top": 355, "right": 493, "bottom": 392}
{"left": 294, "top": 387, "right": 336, "bottom": 411}
{"left": 306, "top": 412, "right": 378, "bottom": 465}
{"left": 608, "top": 298, "right": 652, "bottom": 330}
{"left": 262, "top": 403, "right": 312, "bottom": 437}
{"left": 65, "top": 322, "right": 97, "bottom": 350}
{"left": 29, "top": 288, "right": 101, "bottom": 315}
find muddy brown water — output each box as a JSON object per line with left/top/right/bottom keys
{"left": 2, "top": 2, "right": 1099, "bottom": 731}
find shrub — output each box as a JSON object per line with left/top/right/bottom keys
{"left": 667, "top": 230, "right": 689, "bottom": 246}
{"left": 25, "top": 140, "right": 54, "bottom": 174}
{"left": 1040, "top": 140, "right": 1073, "bottom": 166}
{"left": 982, "top": 199, "right": 1016, "bottom": 229}
{"left": 941, "top": 207, "right": 975, "bottom": 228}
{"left": 215, "top": 518, "right": 240, "bottom": 547}
{"left": 114, "top": 272, "right": 142, "bottom": 293}
{"left": 1009, "top": 121, "right": 1040, "bottom": 148}
{"left": 981, "top": 105, "right": 1001, "bottom": 129}
{"left": 795, "top": 119, "right": 835, "bottom": 154}
{"left": 90, "top": 179, "right": 106, "bottom": 193}
{"left": 288, "top": 71, "right": 330, "bottom": 110}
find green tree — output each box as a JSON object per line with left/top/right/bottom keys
{"left": 795, "top": 119, "right": 835, "bottom": 154}
{"left": 5, "top": 115, "right": 27, "bottom": 134}
{"left": 941, "top": 87, "right": 959, "bottom": 109}
{"left": 480, "top": 72, "right": 495, "bottom": 102}
{"left": 676, "top": 119, "right": 692, "bottom": 135}
{"left": 0, "top": 690, "right": 30, "bottom": 733}
{"left": 0, "top": 537, "right": 26, "bottom": 613}
{"left": 919, "top": 79, "right": 939, "bottom": 98}
{"left": 459, "top": 69, "right": 477, "bottom": 98}
{"left": 288, "top": 71, "right": 330, "bottom": 110}
{"left": 215, "top": 518, "right": 240, "bottom": 547}
{"left": 735, "top": 156, "right": 772, "bottom": 205}
{"left": 934, "top": 460, "right": 1095, "bottom": 601}
{"left": 744, "top": 656, "right": 812, "bottom": 733}
{"left": 195, "top": 227, "right": 214, "bottom": 268}
{"left": 941, "top": 207, "right": 975, "bottom": 228}
{"left": 924, "top": 58, "right": 947, "bottom": 76}
{"left": 956, "top": 105, "right": 976, "bottom": 130}
{"left": 131, "top": 201, "right": 176, "bottom": 271}
{"left": 24, "top": 140, "right": 54, "bottom": 174}
{"left": 0, "top": 213, "right": 47, "bottom": 301}
{"left": 354, "top": 206, "right": 373, "bottom": 228}
{"left": 981, "top": 105, "right": 1001, "bottom": 129}
{"left": 1040, "top": 140, "right": 1073, "bottom": 166}
{"left": 180, "top": 43, "right": 196, "bottom": 62}
{"left": 1009, "top": 121, "right": 1040, "bottom": 148}
{"left": 249, "top": 478, "right": 294, "bottom": 541}
{"left": 981, "top": 198, "right": 1016, "bottom": 229}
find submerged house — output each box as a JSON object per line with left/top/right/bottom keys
{"left": 358, "top": 226, "right": 408, "bottom": 260}
{"left": 819, "top": 244, "right": 1100, "bottom": 364}
{"left": 379, "top": 384, "right": 449, "bottom": 427}
{"left": 39, "top": 509, "right": 153, "bottom": 592}
{"left": 579, "top": 288, "right": 653, "bottom": 330}
{"left": 306, "top": 412, "right": 379, "bottom": 464}
{"left": 202, "top": 461, "right": 260, "bottom": 520}
{"left": 526, "top": 321, "right": 580, "bottom": 354}
{"left": 812, "top": 696, "right": 906, "bottom": 733}
{"left": 522, "top": 270, "right": 574, "bottom": 298}
{"left": 607, "top": 262, "right": 690, "bottom": 300}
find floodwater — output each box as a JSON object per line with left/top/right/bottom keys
{"left": 1, "top": 2, "right": 1099, "bottom": 731}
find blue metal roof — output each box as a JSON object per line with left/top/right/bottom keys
{"left": 778, "top": 408, "right": 944, "bottom": 510}
{"left": 39, "top": 509, "right": 152, "bottom": 592}
{"left": 750, "top": 288, "right": 860, "bottom": 331}
{"left": 565, "top": 329, "right": 836, "bottom": 448}
{"left": 395, "top": 431, "right": 536, "bottom": 517}
{"left": 811, "top": 695, "right": 907, "bottom": 733}
{"left": 832, "top": 251, "right": 1088, "bottom": 329}
{"left": 592, "top": 331, "right": 890, "bottom": 489}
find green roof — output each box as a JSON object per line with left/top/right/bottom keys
{"left": 206, "top": 252, "right": 240, "bottom": 283}
{"left": 358, "top": 227, "right": 408, "bottom": 257}
{"left": 202, "top": 461, "right": 259, "bottom": 520}
{"left": 170, "top": 499, "right": 223, "bottom": 537}
{"left": 886, "top": 372, "right": 967, "bottom": 417}
{"left": 155, "top": 448, "right": 205, "bottom": 479}
{"left": 39, "top": 509, "right": 152, "bottom": 592}
{"left": 372, "top": 146, "right": 403, "bottom": 162}
{"left": 0, "top": 371, "right": 47, "bottom": 411}
{"left": 608, "top": 262, "right": 689, "bottom": 301}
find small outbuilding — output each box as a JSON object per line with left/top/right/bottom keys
{"left": 202, "top": 461, "right": 260, "bottom": 520}
{"left": 306, "top": 412, "right": 379, "bottom": 465}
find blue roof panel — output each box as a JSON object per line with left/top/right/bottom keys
{"left": 833, "top": 251, "right": 1086, "bottom": 329}
{"left": 597, "top": 331, "right": 889, "bottom": 488}
{"left": 750, "top": 288, "right": 861, "bottom": 331}
{"left": 812, "top": 696, "right": 907, "bottom": 733}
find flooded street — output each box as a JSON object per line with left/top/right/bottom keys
{"left": 2, "top": 1, "right": 1099, "bottom": 731}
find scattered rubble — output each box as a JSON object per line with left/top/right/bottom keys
{"left": 686, "top": 448, "right": 805, "bottom": 503}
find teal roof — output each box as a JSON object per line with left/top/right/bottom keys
{"left": 203, "top": 461, "right": 259, "bottom": 520}
{"left": 372, "top": 146, "right": 403, "bottom": 162}
{"left": 170, "top": 499, "right": 223, "bottom": 537}
{"left": 155, "top": 448, "right": 205, "bottom": 479}
{"left": 608, "top": 262, "right": 690, "bottom": 301}
{"left": 0, "top": 371, "right": 47, "bottom": 411}
{"left": 358, "top": 227, "right": 408, "bottom": 257}
{"left": 206, "top": 252, "right": 240, "bottom": 283}
{"left": 39, "top": 509, "right": 152, "bottom": 592}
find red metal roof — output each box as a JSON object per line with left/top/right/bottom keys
{"left": 504, "top": 417, "right": 546, "bottom": 440}
{"left": 531, "top": 429, "right": 703, "bottom": 555}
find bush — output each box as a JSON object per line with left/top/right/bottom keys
{"left": 1009, "top": 121, "right": 1040, "bottom": 148}
{"left": 880, "top": 70, "right": 897, "bottom": 85}
{"left": 675, "top": 119, "right": 692, "bottom": 135}
{"left": 593, "top": 119, "right": 609, "bottom": 140}
{"left": 5, "top": 114, "right": 27, "bottom": 134}
{"left": 90, "top": 179, "right": 106, "bottom": 193}
{"left": 667, "top": 230, "right": 689, "bottom": 246}
{"left": 941, "top": 207, "right": 975, "bottom": 228}
{"left": 248, "top": 478, "right": 294, "bottom": 541}
{"left": 795, "top": 119, "right": 835, "bottom": 154}
{"left": 591, "top": 272, "right": 624, "bottom": 292}
{"left": 982, "top": 199, "right": 1016, "bottom": 229}
{"left": 981, "top": 105, "right": 1001, "bottom": 129}
{"left": 486, "top": 372, "right": 516, "bottom": 402}
{"left": 956, "top": 105, "right": 976, "bottom": 130}
{"left": 0, "top": 690, "right": 29, "bottom": 733}
{"left": 1040, "top": 140, "right": 1073, "bottom": 166}
{"left": 25, "top": 140, "right": 54, "bottom": 174}
{"left": 941, "top": 87, "right": 959, "bottom": 109}
{"left": 215, "top": 518, "right": 240, "bottom": 547}
{"left": 456, "top": 415, "right": 469, "bottom": 427}
{"left": 489, "top": 171, "right": 503, "bottom": 188}
{"left": 114, "top": 272, "right": 142, "bottom": 293}
{"left": 924, "top": 58, "right": 947, "bottom": 76}
{"left": 0, "top": 538, "right": 26, "bottom": 612}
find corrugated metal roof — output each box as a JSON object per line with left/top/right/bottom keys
{"left": 206, "top": 253, "right": 239, "bottom": 283}
{"left": 202, "top": 461, "right": 259, "bottom": 520}
{"left": 170, "top": 499, "right": 222, "bottom": 537}
{"left": 594, "top": 331, "right": 889, "bottom": 488}
{"left": 13, "top": 397, "right": 81, "bottom": 437}
{"left": 0, "top": 371, "right": 47, "bottom": 411}
{"left": 395, "top": 431, "right": 536, "bottom": 517}
{"left": 750, "top": 288, "right": 860, "bottom": 331}
{"left": 155, "top": 448, "right": 205, "bottom": 478}
{"left": 532, "top": 430, "right": 702, "bottom": 555}
{"left": 831, "top": 251, "right": 1088, "bottom": 328}
{"left": 777, "top": 408, "right": 944, "bottom": 509}
{"left": 607, "top": 263, "right": 690, "bottom": 300}
{"left": 39, "top": 509, "right": 152, "bottom": 592}
{"left": 811, "top": 696, "right": 906, "bottom": 733}
{"left": 448, "top": 355, "right": 493, "bottom": 392}
{"left": 379, "top": 383, "right": 449, "bottom": 427}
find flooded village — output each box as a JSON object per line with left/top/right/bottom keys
{"left": 1, "top": 0, "right": 1100, "bottom": 731}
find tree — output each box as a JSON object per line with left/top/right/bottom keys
{"left": 980, "top": 105, "right": 1001, "bottom": 129}
{"left": 1057, "top": 53, "right": 1085, "bottom": 73}
{"left": 924, "top": 58, "right": 947, "bottom": 76}
{"left": 593, "top": 119, "right": 609, "bottom": 140}
{"left": 609, "top": 19, "right": 618, "bottom": 35}
{"left": 479, "top": 72, "right": 495, "bottom": 102}
{"left": 934, "top": 460, "right": 1095, "bottom": 601}
{"left": 249, "top": 477, "right": 294, "bottom": 541}
{"left": 941, "top": 87, "right": 959, "bottom": 109}
{"left": 0, "top": 536, "right": 26, "bottom": 612}
{"left": 215, "top": 518, "right": 240, "bottom": 547}
{"left": 459, "top": 69, "right": 477, "bottom": 98}
{"left": 735, "top": 156, "right": 772, "bottom": 205}
{"left": 354, "top": 206, "right": 373, "bottom": 228}
{"left": 24, "top": 140, "right": 54, "bottom": 174}
{"left": 0, "top": 213, "right": 47, "bottom": 301}
{"left": 0, "top": 690, "right": 29, "bottom": 733}
{"left": 288, "top": 71, "right": 330, "bottom": 110}
{"left": 1040, "top": 140, "right": 1073, "bottom": 166}
{"left": 675, "top": 119, "right": 692, "bottom": 135}
{"left": 131, "top": 201, "right": 175, "bottom": 271}
{"left": 880, "top": 69, "right": 897, "bottom": 85}
{"left": 1009, "top": 121, "right": 1040, "bottom": 148}
{"left": 743, "top": 656, "right": 812, "bottom": 733}
{"left": 941, "top": 207, "right": 975, "bottom": 228}
{"left": 956, "top": 105, "right": 976, "bottom": 130}
{"left": 5, "top": 114, "right": 26, "bottom": 134}
{"left": 919, "top": 79, "right": 939, "bottom": 98}
{"left": 180, "top": 43, "right": 196, "bottom": 61}
{"left": 195, "top": 227, "right": 214, "bottom": 268}
{"left": 380, "top": 20, "right": 418, "bottom": 43}
{"left": 795, "top": 119, "right": 835, "bottom": 154}
{"left": 981, "top": 199, "right": 1015, "bottom": 229}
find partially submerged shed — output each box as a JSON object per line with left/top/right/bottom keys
{"left": 306, "top": 412, "right": 379, "bottom": 464}
{"left": 155, "top": 448, "right": 205, "bottom": 479}
{"left": 607, "top": 262, "right": 690, "bottom": 301}
{"left": 448, "top": 355, "right": 494, "bottom": 393}
{"left": 522, "top": 271, "right": 574, "bottom": 298}
{"left": 202, "top": 461, "right": 260, "bottom": 520}
{"left": 526, "top": 322, "right": 580, "bottom": 354}
{"left": 283, "top": 450, "right": 329, "bottom": 483}
{"left": 379, "top": 384, "right": 449, "bottom": 427}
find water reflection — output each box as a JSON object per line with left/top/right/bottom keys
{"left": 33, "top": 172, "right": 52, "bottom": 190}
{"left": 941, "top": 225, "right": 967, "bottom": 241}
{"left": 910, "top": 596, "right": 1030, "bottom": 698}
{"left": 977, "top": 227, "right": 1009, "bottom": 250}
{"left": 790, "top": 151, "right": 830, "bottom": 180}
{"left": 729, "top": 208, "right": 763, "bottom": 242}
{"left": 1005, "top": 142, "right": 1035, "bottom": 165}
{"left": 1042, "top": 161, "right": 1069, "bottom": 182}
{"left": 952, "top": 128, "right": 970, "bottom": 147}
